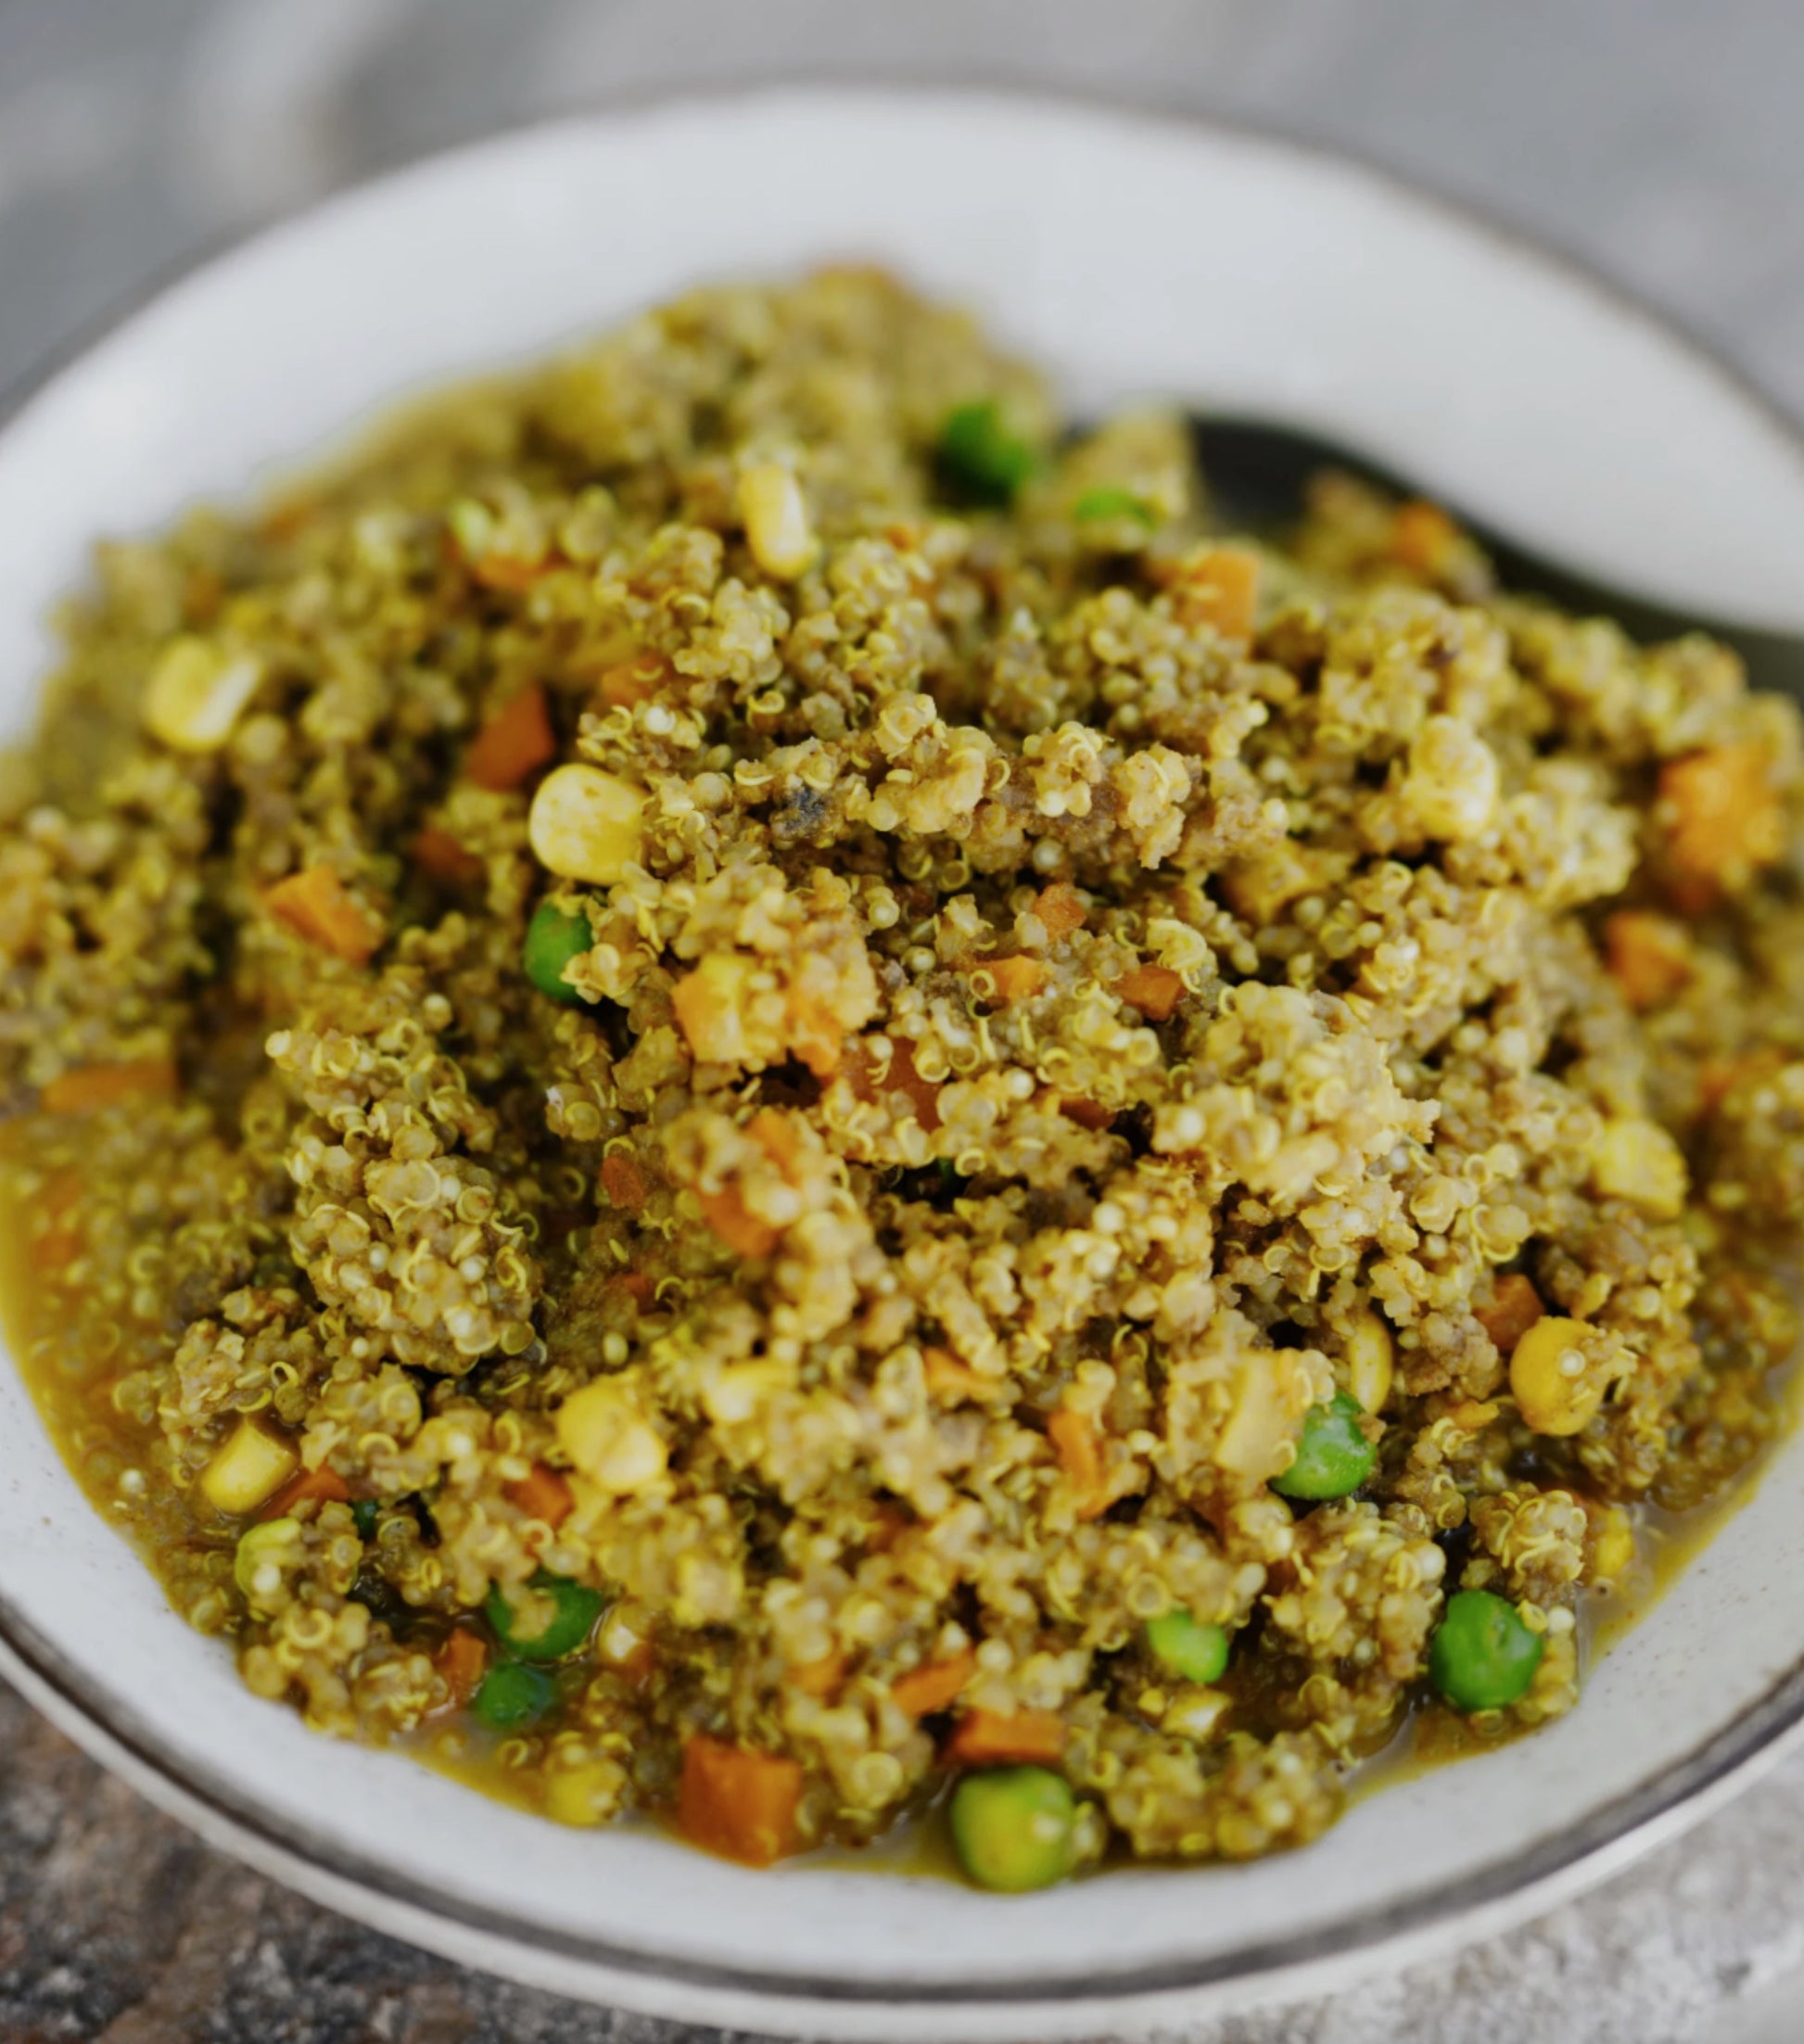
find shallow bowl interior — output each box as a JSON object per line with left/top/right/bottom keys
{"left": 2, "top": 87, "right": 1803, "bottom": 2043}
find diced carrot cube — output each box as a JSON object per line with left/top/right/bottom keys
{"left": 1173, "top": 546, "right": 1259, "bottom": 639}
{"left": 506, "top": 1462, "right": 574, "bottom": 1529}
{"left": 464, "top": 681, "right": 556, "bottom": 792}
{"left": 1474, "top": 1273, "right": 1544, "bottom": 1353}
{"left": 1603, "top": 910, "right": 1691, "bottom": 1009}
{"left": 1058, "top": 1097, "right": 1116, "bottom": 1133}
{"left": 748, "top": 1109, "right": 803, "bottom": 1180}
{"left": 258, "top": 1464, "right": 351, "bottom": 1522}
{"left": 601, "top": 1151, "right": 648, "bottom": 1213}
{"left": 699, "top": 1185, "right": 781, "bottom": 1259}
{"left": 1047, "top": 1408, "right": 1110, "bottom": 1520}
{"left": 946, "top": 1708, "right": 1067, "bottom": 1767}
{"left": 412, "top": 826, "right": 482, "bottom": 886}
{"left": 891, "top": 1650, "right": 976, "bottom": 1719}
{"left": 678, "top": 1734, "right": 805, "bottom": 1866}
{"left": 985, "top": 956, "right": 1048, "bottom": 1003}
{"left": 435, "top": 1630, "right": 488, "bottom": 1709}
{"left": 596, "top": 648, "right": 676, "bottom": 708}
{"left": 41, "top": 1060, "right": 178, "bottom": 1117}
{"left": 787, "top": 1652, "right": 848, "bottom": 1699}
{"left": 1034, "top": 882, "right": 1086, "bottom": 943}
{"left": 1117, "top": 963, "right": 1185, "bottom": 1021}
{"left": 1659, "top": 743, "right": 1784, "bottom": 891}
{"left": 1391, "top": 500, "right": 1459, "bottom": 577}
{"left": 267, "top": 867, "right": 385, "bottom": 965}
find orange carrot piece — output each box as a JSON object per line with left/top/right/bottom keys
{"left": 436, "top": 1630, "right": 488, "bottom": 1709}
{"left": 891, "top": 1650, "right": 976, "bottom": 1719}
{"left": 601, "top": 1151, "right": 649, "bottom": 1214}
{"left": 1058, "top": 1097, "right": 1116, "bottom": 1133}
{"left": 1391, "top": 500, "right": 1459, "bottom": 577}
{"left": 678, "top": 1733, "right": 805, "bottom": 1867}
{"left": 1174, "top": 546, "right": 1259, "bottom": 639}
{"left": 596, "top": 648, "right": 676, "bottom": 709}
{"left": 699, "top": 1186, "right": 781, "bottom": 1260}
{"left": 1047, "top": 1408, "right": 1110, "bottom": 1520}
{"left": 258, "top": 1464, "right": 352, "bottom": 1523}
{"left": 845, "top": 1035, "right": 944, "bottom": 1132}
{"left": 749, "top": 1108, "right": 803, "bottom": 1180}
{"left": 36, "top": 1166, "right": 84, "bottom": 1272}
{"left": 267, "top": 867, "right": 385, "bottom": 965}
{"left": 1034, "top": 882, "right": 1086, "bottom": 943}
{"left": 607, "top": 1271, "right": 655, "bottom": 1311}
{"left": 412, "top": 825, "right": 482, "bottom": 886}
{"left": 1603, "top": 910, "right": 1691, "bottom": 1010}
{"left": 1659, "top": 743, "right": 1784, "bottom": 889}
{"left": 1117, "top": 963, "right": 1185, "bottom": 1021}
{"left": 41, "top": 1060, "right": 178, "bottom": 1117}
{"left": 464, "top": 681, "right": 556, "bottom": 792}
{"left": 470, "top": 552, "right": 553, "bottom": 594}
{"left": 506, "top": 1462, "right": 574, "bottom": 1529}
{"left": 786, "top": 994, "right": 844, "bottom": 1082}
{"left": 947, "top": 1708, "right": 1067, "bottom": 1767}
{"left": 922, "top": 1347, "right": 994, "bottom": 1404}
{"left": 1698, "top": 1047, "right": 1786, "bottom": 1115}
{"left": 985, "top": 955, "right": 1048, "bottom": 1003}
{"left": 1474, "top": 1273, "right": 1544, "bottom": 1353}
{"left": 787, "top": 1652, "right": 849, "bottom": 1700}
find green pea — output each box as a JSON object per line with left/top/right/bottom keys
{"left": 473, "top": 1659, "right": 554, "bottom": 1731}
{"left": 1271, "top": 1389, "right": 1378, "bottom": 1500}
{"left": 351, "top": 1499, "right": 378, "bottom": 1541}
{"left": 949, "top": 1765, "right": 1080, "bottom": 1893}
{"left": 935, "top": 400, "right": 1038, "bottom": 505}
{"left": 523, "top": 899, "right": 594, "bottom": 1005}
{"left": 1072, "top": 487, "right": 1154, "bottom": 527}
{"left": 485, "top": 1568, "right": 604, "bottom": 1663}
{"left": 1145, "top": 1610, "right": 1229, "bottom": 1684}
{"left": 1429, "top": 1590, "right": 1544, "bottom": 1712}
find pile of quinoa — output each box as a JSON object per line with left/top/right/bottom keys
{"left": 3, "top": 267, "right": 1802, "bottom": 1873}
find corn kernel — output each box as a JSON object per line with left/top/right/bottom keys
{"left": 737, "top": 463, "right": 818, "bottom": 579}
{"left": 144, "top": 638, "right": 263, "bottom": 753}
{"left": 1508, "top": 1316, "right": 1600, "bottom": 1437}
{"left": 527, "top": 763, "right": 646, "bottom": 884}
{"left": 1345, "top": 1309, "right": 1394, "bottom": 1414}
{"left": 1590, "top": 1115, "right": 1687, "bottom": 1219}
{"left": 544, "top": 1758, "right": 626, "bottom": 1827}
{"left": 556, "top": 1377, "right": 667, "bottom": 1493}
{"left": 1591, "top": 1504, "right": 1635, "bottom": 1584}
{"left": 233, "top": 1517, "right": 299, "bottom": 1608}
{"left": 1402, "top": 716, "right": 1499, "bottom": 842}
{"left": 200, "top": 1419, "right": 299, "bottom": 1515}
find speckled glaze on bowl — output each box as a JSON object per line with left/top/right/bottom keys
{"left": 2, "top": 86, "right": 1803, "bottom": 2044}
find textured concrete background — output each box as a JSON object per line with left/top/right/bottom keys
{"left": 4, "top": 3, "right": 1804, "bottom": 2038}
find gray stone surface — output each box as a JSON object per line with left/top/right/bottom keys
{"left": 4, "top": 3, "right": 1804, "bottom": 2038}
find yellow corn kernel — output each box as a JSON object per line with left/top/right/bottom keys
{"left": 544, "top": 1758, "right": 627, "bottom": 1828}
{"left": 233, "top": 1517, "right": 299, "bottom": 1608}
{"left": 737, "top": 463, "right": 818, "bottom": 579}
{"left": 1591, "top": 1504, "right": 1635, "bottom": 1585}
{"left": 1162, "top": 1686, "right": 1232, "bottom": 1743}
{"left": 1401, "top": 716, "right": 1499, "bottom": 842}
{"left": 1590, "top": 1115, "right": 1688, "bottom": 1219}
{"left": 556, "top": 1377, "right": 667, "bottom": 1494}
{"left": 527, "top": 763, "right": 646, "bottom": 884}
{"left": 1345, "top": 1310, "right": 1394, "bottom": 1414}
{"left": 1508, "top": 1316, "right": 1600, "bottom": 1437}
{"left": 200, "top": 1419, "right": 299, "bottom": 1515}
{"left": 144, "top": 638, "right": 263, "bottom": 753}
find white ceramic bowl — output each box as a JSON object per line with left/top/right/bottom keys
{"left": 3, "top": 87, "right": 1804, "bottom": 2044}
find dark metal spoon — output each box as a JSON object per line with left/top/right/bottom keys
{"left": 1188, "top": 415, "right": 1804, "bottom": 702}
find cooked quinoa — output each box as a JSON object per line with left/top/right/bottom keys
{"left": 3, "top": 268, "right": 1803, "bottom": 1879}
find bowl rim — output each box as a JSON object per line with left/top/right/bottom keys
{"left": 4, "top": 76, "right": 1804, "bottom": 2022}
